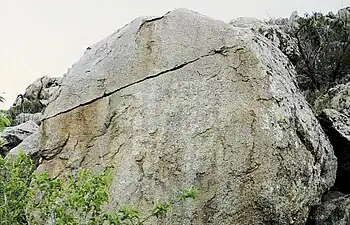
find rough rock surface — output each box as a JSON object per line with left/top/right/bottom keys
{"left": 13, "top": 113, "right": 44, "bottom": 126}
{"left": 1, "top": 120, "right": 38, "bottom": 156}
{"left": 314, "top": 83, "right": 350, "bottom": 117}
{"left": 310, "top": 81, "right": 350, "bottom": 223}
{"left": 11, "top": 9, "right": 337, "bottom": 225}
{"left": 318, "top": 109, "right": 350, "bottom": 193}
{"left": 307, "top": 191, "right": 350, "bottom": 225}
{"left": 230, "top": 14, "right": 300, "bottom": 64}
{"left": 9, "top": 76, "right": 61, "bottom": 125}
{"left": 313, "top": 82, "right": 350, "bottom": 193}
{"left": 338, "top": 7, "right": 350, "bottom": 20}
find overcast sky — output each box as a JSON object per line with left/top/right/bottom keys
{"left": 0, "top": 0, "right": 349, "bottom": 109}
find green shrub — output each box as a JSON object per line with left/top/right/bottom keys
{"left": 0, "top": 152, "right": 197, "bottom": 225}
{"left": 0, "top": 95, "right": 11, "bottom": 132}
{"left": 0, "top": 110, "right": 11, "bottom": 132}
{"left": 292, "top": 8, "right": 350, "bottom": 102}
{"left": 0, "top": 152, "right": 35, "bottom": 225}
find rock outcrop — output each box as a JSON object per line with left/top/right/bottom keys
{"left": 307, "top": 191, "right": 350, "bottom": 225}
{"left": 0, "top": 121, "right": 38, "bottom": 156}
{"left": 230, "top": 13, "right": 300, "bottom": 65}
{"left": 313, "top": 83, "right": 350, "bottom": 193}
{"left": 9, "top": 76, "right": 61, "bottom": 125}
{"left": 0, "top": 76, "right": 59, "bottom": 156}
{"left": 318, "top": 109, "right": 350, "bottom": 193}
{"left": 308, "top": 80, "right": 350, "bottom": 224}
{"left": 10, "top": 9, "right": 337, "bottom": 225}
{"left": 314, "top": 83, "right": 350, "bottom": 117}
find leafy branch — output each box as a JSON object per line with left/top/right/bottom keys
{"left": 1, "top": 152, "right": 197, "bottom": 225}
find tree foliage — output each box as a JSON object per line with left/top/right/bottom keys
{"left": 292, "top": 8, "right": 350, "bottom": 101}
{"left": 0, "top": 152, "right": 197, "bottom": 225}
{"left": 0, "top": 96, "right": 11, "bottom": 132}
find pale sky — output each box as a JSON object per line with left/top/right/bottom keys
{"left": 0, "top": 0, "right": 349, "bottom": 109}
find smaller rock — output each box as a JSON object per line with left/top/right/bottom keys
{"left": 7, "top": 129, "right": 41, "bottom": 158}
{"left": 337, "top": 7, "right": 350, "bottom": 20}
{"left": 288, "top": 11, "right": 300, "bottom": 29}
{"left": 313, "top": 83, "right": 350, "bottom": 116}
{"left": 307, "top": 191, "right": 350, "bottom": 225}
{"left": 8, "top": 76, "right": 61, "bottom": 125}
{"left": 23, "top": 76, "right": 61, "bottom": 102}
{"left": 318, "top": 109, "right": 350, "bottom": 193}
{"left": 0, "top": 121, "right": 39, "bottom": 156}
{"left": 13, "top": 113, "right": 44, "bottom": 125}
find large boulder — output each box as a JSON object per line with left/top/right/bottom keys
{"left": 11, "top": 9, "right": 337, "bottom": 224}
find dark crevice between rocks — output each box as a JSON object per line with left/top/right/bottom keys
{"left": 305, "top": 111, "right": 350, "bottom": 224}
{"left": 305, "top": 190, "right": 350, "bottom": 225}
{"left": 0, "top": 136, "right": 23, "bottom": 158}
{"left": 317, "top": 112, "right": 350, "bottom": 194}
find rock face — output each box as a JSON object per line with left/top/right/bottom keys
{"left": 11, "top": 9, "right": 337, "bottom": 224}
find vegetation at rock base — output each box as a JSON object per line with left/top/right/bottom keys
{"left": 0, "top": 152, "right": 197, "bottom": 225}
{"left": 0, "top": 96, "right": 11, "bottom": 148}
{"left": 0, "top": 152, "right": 34, "bottom": 224}
{"left": 291, "top": 8, "right": 350, "bottom": 102}
{"left": 0, "top": 109, "right": 11, "bottom": 133}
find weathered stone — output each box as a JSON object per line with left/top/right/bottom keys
{"left": 314, "top": 83, "right": 350, "bottom": 117}
{"left": 338, "top": 7, "right": 350, "bottom": 20}
{"left": 8, "top": 76, "right": 61, "bottom": 125}
{"left": 1, "top": 120, "right": 38, "bottom": 156}
{"left": 230, "top": 17, "right": 266, "bottom": 28}
{"left": 11, "top": 9, "right": 337, "bottom": 225}
{"left": 13, "top": 112, "right": 44, "bottom": 125}
{"left": 230, "top": 16, "right": 299, "bottom": 64}
{"left": 318, "top": 109, "right": 350, "bottom": 193}
{"left": 23, "top": 76, "right": 61, "bottom": 103}
{"left": 311, "top": 80, "right": 350, "bottom": 222}
{"left": 288, "top": 11, "right": 301, "bottom": 29}
{"left": 307, "top": 191, "right": 350, "bottom": 225}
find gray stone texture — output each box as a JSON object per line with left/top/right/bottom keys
{"left": 1, "top": 120, "right": 38, "bottom": 156}
{"left": 10, "top": 9, "right": 337, "bottom": 225}
{"left": 307, "top": 191, "right": 350, "bottom": 225}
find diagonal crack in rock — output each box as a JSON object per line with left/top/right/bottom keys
{"left": 44, "top": 45, "right": 245, "bottom": 121}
